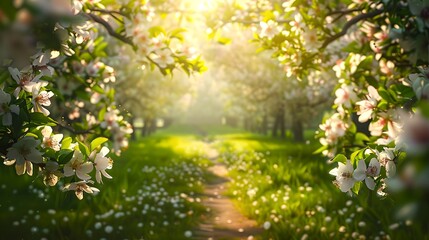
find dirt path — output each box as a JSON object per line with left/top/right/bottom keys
{"left": 194, "top": 145, "right": 263, "bottom": 240}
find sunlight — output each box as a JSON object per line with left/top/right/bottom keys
{"left": 197, "top": 0, "right": 215, "bottom": 11}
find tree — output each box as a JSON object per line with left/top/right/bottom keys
{"left": 0, "top": 0, "right": 204, "bottom": 199}
{"left": 207, "top": 0, "right": 429, "bottom": 223}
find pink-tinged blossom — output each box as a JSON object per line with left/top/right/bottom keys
{"left": 91, "top": 147, "right": 113, "bottom": 184}
{"left": 151, "top": 34, "right": 167, "bottom": 50}
{"left": 377, "top": 148, "right": 396, "bottom": 178}
{"left": 302, "top": 28, "right": 320, "bottom": 52}
{"left": 319, "top": 113, "right": 348, "bottom": 145}
{"left": 260, "top": 20, "right": 280, "bottom": 39}
{"left": 5, "top": 137, "right": 42, "bottom": 176}
{"left": 334, "top": 83, "right": 358, "bottom": 110}
{"left": 152, "top": 48, "right": 174, "bottom": 68}
{"left": 396, "top": 113, "right": 429, "bottom": 153}
{"left": 86, "top": 61, "right": 103, "bottom": 77}
{"left": 63, "top": 181, "right": 99, "bottom": 200}
{"left": 369, "top": 111, "right": 402, "bottom": 139}
{"left": 329, "top": 160, "right": 356, "bottom": 192}
{"left": 32, "top": 88, "right": 54, "bottom": 116}
{"left": 41, "top": 126, "right": 63, "bottom": 151}
{"left": 353, "top": 159, "right": 381, "bottom": 190}
{"left": 100, "top": 108, "right": 121, "bottom": 129}
{"left": 64, "top": 151, "right": 93, "bottom": 180}
{"left": 31, "top": 50, "right": 58, "bottom": 77}
{"left": 0, "top": 89, "right": 20, "bottom": 126}
{"left": 356, "top": 86, "right": 382, "bottom": 123}
{"left": 8, "top": 66, "right": 46, "bottom": 98}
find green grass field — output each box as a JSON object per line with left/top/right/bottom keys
{"left": 0, "top": 125, "right": 425, "bottom": 239}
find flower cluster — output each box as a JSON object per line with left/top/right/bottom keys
{"left": 0, "top": 0, "right": 204, "bottom": 199}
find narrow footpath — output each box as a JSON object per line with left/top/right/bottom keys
{"left": 194, "top": 144, "right": 263, "bottom": 240}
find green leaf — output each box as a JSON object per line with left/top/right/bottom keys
{"left": 90, "top": 137, "right": 108, "bottom": 151}
{"left": 77, "top": 140, "right": 90, "bottom": 157}
{"left": 418, "top": 101, "right": 429, "bottom": 118}
{"left": 25, "top": 132, "right": 39, "bottom": 139}
{"left": 378, "top": 88, "right": 394, "bottom": 102}
{"left": 216, "top": 36, "right": 232, "bottom": 45}
{"left": 350, "top": 149, "right": 361, "bottom": 165}
{"left": 332, "top": 154, "right": 347, "bottom": 163}
{"left": 58, "top": 150, "right": 74, "bottom": 164}
{"left": 352, "top": 181, "right": 361, "bottom": 195}
{"left": 61, "top": 137, "right": 72, "bottom": 150}
{"left": 92, "top": 84, "right": 105, "bottom": 94}
{"left": 98, "top": 107, "right": 106, "bottom": 122}
{"left": 313, "top": 145, "right": 328, "bottom": 154}
{"left": 355, "top": 132, "right": 370, "bottom": 145}
{"left": 169, "top": 28, "right": 187, "bottom": 41}
{"left": 149, "top": 26, "right": 166, "bottom": 37}
{"left": 29, "top": 112, "right": 57, "bottom": 126}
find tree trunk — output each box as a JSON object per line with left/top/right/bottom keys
{"left": 141, "top": 118, "right": 150, "bottom": 137}
{"left": 148, "top": 118, "right": 157, "bottom": 135}
{"left": 292, "top": 119, "right": 304, "bottom": 142}
{"left": 271, "top": 113, "right": 279, "bottom": 137}
{"left": 261, "top": 114, "right": 268, "bottom": 135}
{"left": 279, "top": 110, "right": 286, "bottom": 139}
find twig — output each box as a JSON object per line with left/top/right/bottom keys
{"left": 58, "top": 123, "right": 94, "bottom": 135}
{"left": 89, "top": 8, "right": 126, "bottom": 16}
{"left": 322, "top": 8, "right": 385, "bottom": 48}
{"left": 89, "top": 8, "right": 125, "bottom": 23}
{"left": 86, "top": 13, "right": 134, "bottom": 47}
{"left": 327, "top": 7, "right": 364, "bottom": 16}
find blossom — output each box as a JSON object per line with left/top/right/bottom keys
{"left": 334, "top": 83, "right": 358, "bottom": 110}
{"left": 329, "top": 160, "right": 356, "bottom": 192}
{"left": 100, "top": 108, "right": 121, "bottom": 129}
{"left": 41, "top": 126, "right": 63, "bottom": 151}
{"left": 289, "top": 14, "right": 302, "bottom": 33}
{"left": 302, "top": 28, "right": 320, "bottom": 52}
{"left": 5, "top": 137, "right": 43, "bottom": 176}
{"left": 396, "top": 113, "right": 429, "bottom": 153}
{"left": 377, "top": 148, "right": 396, "bottom": 178}
{"left": 260, "top": 20, "right": 280, "bottom": 39}
{"left": 31, "top": 50, "right": 58, "bottom": 76}
{"left": 409, "top": 69, "right": 429, "bottom": 100}
{"left": 64, "top": 151, "right": 93, "bottom": 180}
{"left": 319, "top": 113, "right": 348, "bottom": 145}
{"left": 32, "top": 88, "right": 54, "bottom": 116}
{"left": 8, "top": 66, "right": 45, "bottom": 98}
{"left": 152, "top": 49, "right": 174, "bottom": 68}
{"left": 0, "top": 89, "right": 20, "bottom": 126}
{"left": 40, "top": 161, "right": 62, "bottom": 186}
{"left": 356, "top": 86, "right": 381, "bottom": 123}
{"left": 369, "top": 110, "right": 402, "bottom": 139}
{"left": 91, "top": 147, "right": 113, "bottom": 183}
{"left": 63, "top": 181, "right": 99, "bottom": 200}
{"left": 353, "top": 159, "right": 380, "bottom": 190}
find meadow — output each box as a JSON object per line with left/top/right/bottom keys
{"left": 0, "top": 125, "right": 424, "bottom": 239}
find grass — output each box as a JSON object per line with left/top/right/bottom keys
{"left": 212, "top": 131, "right": 426, "bottom": 240}
{"left": 0, "top": 128, "right": 212, "bottom": 240}
{"left": 1, "top": 125, "right": 427, "bottom": 239}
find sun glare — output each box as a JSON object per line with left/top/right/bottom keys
{"left": 197, "top": 0, "right": 215, "bottom": 11}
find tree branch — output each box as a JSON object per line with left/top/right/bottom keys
{"left": 327, "top": 7, "right": 364, "bottom": 16}
{"left": 322, "top": 8, "right": 385, "bottom": 48}
{"left": 89, "top": 8, "right": 126, "bottom": 16}
{"left": 86, "top": 13, "right": 134, "bottom": 47}
{"left": 89, "top": 8, "right": 125, "bottom": 23}
{"left": 58, "top": 123, "right": 95, "bottom": 135}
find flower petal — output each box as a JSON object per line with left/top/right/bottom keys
{"left": 365, "top": 177, "right": 375, "bottom": 190}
